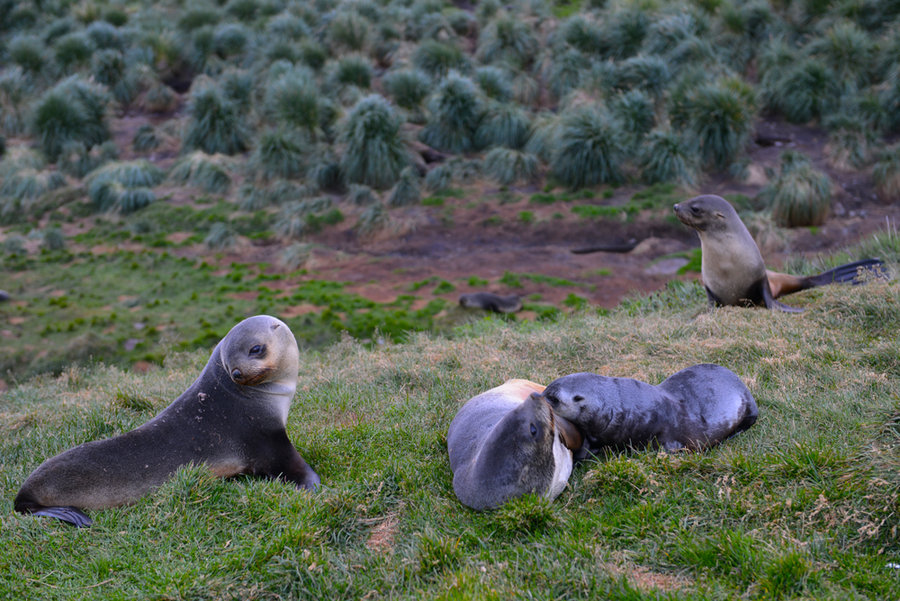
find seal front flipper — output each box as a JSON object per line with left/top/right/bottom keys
{"left": 760, "top": 278, "right": 803, "bottom": 313}
{"left": 251, "top": 429, "right": 321, "bottom": 491}
{"left": 705, "top": 286, "right": 724, "bottom": 308}
{"left": 32, "top": 506, "right": 93, "bottom": 528}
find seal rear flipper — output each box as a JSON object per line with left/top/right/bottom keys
{"left": 802, "top": 258, "right": 887, "bottom": 288}
{"left": 32, "top": 506, "right": 93, "bottom": 528}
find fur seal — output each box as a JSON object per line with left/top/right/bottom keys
{"left": 459, "top": 292, "right": 522, "bottom": 314}
{"left": 540, "top": 364, "right": 758, "bottom": 457}
{"left": 14, "top": 315, "right": 319, "bottom": 528}
{"left": 446, "top": 379, "right": 583, "bottom": 510}
{"left": 674, "top": 194, "right": 884, "bottom": 312}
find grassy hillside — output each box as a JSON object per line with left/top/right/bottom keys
{"left": 2, "top": 274, "right": 899, "bottom": 600}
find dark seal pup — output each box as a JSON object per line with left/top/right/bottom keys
{"left": 674, "top": 194, "right": 884, "bottom": 312}
{"left": 15, "top": 315, "right": 320, "bottom": 527}
{"left": 539, "top": 364, "right": 758, "bottom": 457}
{"left": 447, "top": 379, "right": 583, "bottom": 510}
{"left": 459, "top": 292, "right": 522, "bottom": 314}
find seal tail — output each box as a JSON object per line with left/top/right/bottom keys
{"left": 767, "top": 258, "right": 886, "bottom": 298}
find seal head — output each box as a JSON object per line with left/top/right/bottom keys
{"left": 447, "top": 380, "right": 580, "bottom": 511}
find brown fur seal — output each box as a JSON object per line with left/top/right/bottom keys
{"left": 539, "top": 364, "right": 758, "bottom": 457}
{"left": 459, "top": 292, "right": 522, "bottom": 314}
{"left": 674, "top": 194, "right": 884, "bottom": 312}
{"left": 14, "top": 315, "right": 319, "bottom": 527}
{"left": 446, "top": 379, "right": 583, "bottom": 510}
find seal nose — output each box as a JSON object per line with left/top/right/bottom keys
{"left": 231, "top": 368, "right": 243, "bottom": 382}
{"left": 673, "top": 203, "right": 681, "bottom": 213}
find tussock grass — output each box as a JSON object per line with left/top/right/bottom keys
{"left": 2, "top": 277, "right": 898, "bottom": 599}
{"left": 761, "top": 151, "right": 832, "bottom": 228}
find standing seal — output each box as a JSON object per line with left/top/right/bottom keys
{"left": 14, "top": 315, "right": 320, "bottom": 528}
{"left": 674, "top": 194, "right": 884, "bottom": 312}
{"left": 539, "top": 364, "right": 758, "bottom": 457}
{"left": 447, "top": 379, "right": 583, "bottom": 511}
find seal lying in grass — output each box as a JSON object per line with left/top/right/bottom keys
{"left": 538, "top": 364, "right": 758, "bottom": 458}
{"left": 447, "top": 379, "right": 583, "bottom": 511}
{"left": 674, "top": 194, "right": 885, "bottom": 312}
{"left": 14, "top": 315, "right": 320, "bottom": 528}
{"left": 459, "top": 292, "right": 522, "bottom": 314}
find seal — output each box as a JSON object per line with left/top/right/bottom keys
{"left": 459, "top": 292, "right": 522, "bottom": 314}
{"left": 540, "top": 364, "right": 758, "bottom": 456}
{"left": 14, "top": 315, "right": 320, "bottom": 528}
{"left": 446, "top": 379, "right": 583, "bottom": 511}
{"left": 673, "top": 194, "right": 884, "bottom": 312}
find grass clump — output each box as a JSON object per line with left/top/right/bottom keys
{"left": 53, "top": 31, "right": 95, "bottom": 69}
{"left": 383, "top": 69, "right": 431, "bottom": 112}
{"left": 340, "top": 95, "right": 409, "bottom": 190}
{"left": 638, "top": 128, "right": 699, "bottom": 187}
{"left": 30, "top": 76, "right": 110, "bottom": 163}
{"left": 251, "top": 129, "right": 308, "bottom": 181}
{"left": 87, "top": 160, "right": 164, "bottom": 214}
{"left": 677, "top": 77, "right": 756, "bottom": 170}
{"left": 761, "top": 57, "right": 842, "bottom": 124}
{"left": 760, "top": 151, "right": 832, "bottom": 227}
{"left": 8, "top": 34, "right": 46, "bottom": 75}
{"left": 388, "top": 167, "right": 422, "bottom": 207}
{"left": 483, "top": 148, "right": 539, "bottom": 186}
{"left": 413, "top": 40, "right": 470, "bottom": 78}
{"left": 872, "top": 145, "right": 900, "bottom": 201}
{"left": 551, "top": 106, "right": 625, "bottom": 189}
{"left": 184, "top": 82, "right": 250, "bottom": 156}
{"left": 476, "top": 13, "right": 539, "bottom": 68}
{"left": 420, "top": 73, "right": 484, "bottom": 154}
{"left": 265, "top": 69, "right": 324, "bottom": 136}
{"left": 169, "top": 152, "right": 233, "bottom": 193}
{"left": 475, "top": 103, "right": 531, "bottom": 150}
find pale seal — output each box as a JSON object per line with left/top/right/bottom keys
{"left": 674, "top": 194, "right": 884, "bottom": 312}
{"left": 540, "top": 364, "right": 758, "bottom": 456}
{"left": 14, "top": 315, "right": 319, "bottom": 527}
{"left": 447, "top": 379, "right": 583, "bottom": 510}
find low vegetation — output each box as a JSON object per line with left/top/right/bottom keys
{"left": 2, "top": 272, "right": 898, "bottom": 599}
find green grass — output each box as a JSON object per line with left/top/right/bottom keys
{"left": 2, "top": 273, "right": 898, "bottom": 600}
{"left": 0, "top": 245, "right": 455, "bottom": 379}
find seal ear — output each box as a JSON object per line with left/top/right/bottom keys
{"left": 555, "top": 414, "right": 584, "bottom": 451}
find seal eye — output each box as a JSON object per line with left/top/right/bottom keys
{"left": 573, "top": 395, "right": 584, "bottom": 403}
{"left": 690, "top": 205, "right": 701, "bottom": 215}
{"left": 530, "top": 423, "right": 537, "bottom": 437}
{"left": 249, "top": 344, "right": 264, "bottom": 357}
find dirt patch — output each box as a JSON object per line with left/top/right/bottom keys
{"left": 364, "top": 510, "right": 402, "bottom": 555}
{"left": 600, "top": 560, "right": 693, "bottom": 593}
